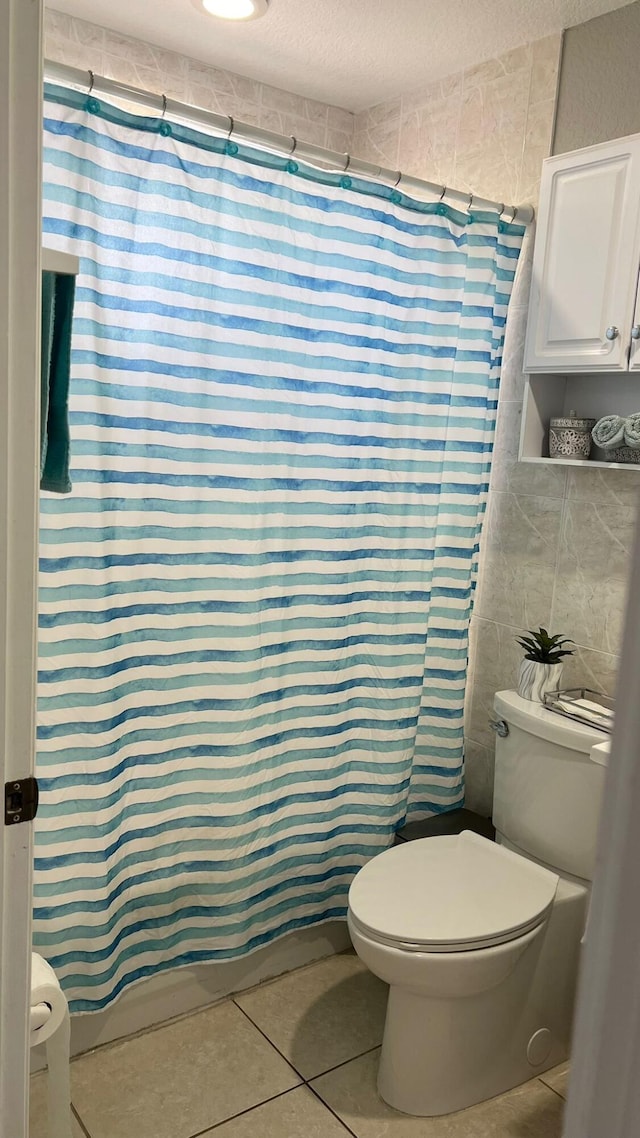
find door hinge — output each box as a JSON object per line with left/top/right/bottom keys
{"left": 4, "top": 777, "right": 39, "bottom": 825}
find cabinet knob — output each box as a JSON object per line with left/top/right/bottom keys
{"left": 605, "top": 325, "right": 619, "bottom": 341}
{"left": 632, "top": 325, "right": 640, "bottom": 341}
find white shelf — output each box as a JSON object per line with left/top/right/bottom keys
{"left": 42, "top": 247, "right": 79, "bottom": 275}
{"left": 521, "top": 455, "right": 640, "bottom": 470}
{"left": 519, "top": 371, "right": 640, "bottom": 471}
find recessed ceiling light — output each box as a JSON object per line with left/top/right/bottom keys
{"left": 199, "top": 0, "right": 269, "bottom": 19}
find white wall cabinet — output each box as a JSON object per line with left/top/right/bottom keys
{"left": 519, "top": 131, "right": 640, "bottom": 470}
{"left": 628, "top": 273, "right": 640, "bottom": 371}
{"left": 524, "top": 134, "right": 640, "bottom": 373}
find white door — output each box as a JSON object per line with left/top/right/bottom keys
{"left": 0, "top": 1, "right": 42, "bottom": 1137}
{"left": 563, "top": 499, "right": 640, "bottom": 1138}
{"left": 524, "top": 135, "right": 640, "bottom": 372}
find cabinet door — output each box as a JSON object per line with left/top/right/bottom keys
{"left": 524, "top": 137, "right": 640, "bottom": 372}
{"left": 628, "top": 271, "right": 640, "bottom": 370}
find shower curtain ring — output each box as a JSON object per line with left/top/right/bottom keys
{"left": 226, "top": 116, "right": 234, "bottom": 140}
{"left": 161, "top": 94, "right": 168, "bottom": 118}
{"left": 87, "top": 70, "right": 94, "bottom": 94}
{"left": 288, "top": 136, "right": 297, "bottom": 156}
{"left": 393, "top": 171, "right": 402, "bottom": 188}
{"left": 468, "top": 191, "right": 474, "bottom": 212}
{"left": 438, "top": 185, "right": 446, "bottom": 202}
{"left": 342, "top": 153, "right": 351, "bottom": 173}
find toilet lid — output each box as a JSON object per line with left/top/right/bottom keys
{"left": 348, "top": 831, "right": 559, "bottom": 952}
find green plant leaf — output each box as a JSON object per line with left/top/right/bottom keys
{"left": 516, "top": 627, "right": 574, "bottom": 663}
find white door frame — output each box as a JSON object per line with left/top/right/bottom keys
{"left": 563, "top": 499, "right": 640, "bottom": 1138}
{"left": 0, "top": 0, "right": 42, "bottom": 1136}
{"left": 1, "top": 5, "right": 640, "bottom": 1136}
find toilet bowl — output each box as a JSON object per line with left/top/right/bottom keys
{"left": 347, "top": 689, "right": 606, "bottom": 1117}
{"left": 348, "top": 830, "right": 584, "bottom": 1116}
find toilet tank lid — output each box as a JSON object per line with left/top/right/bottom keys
{"left": 494, "top": 690, "right": 609, "bottom": 756}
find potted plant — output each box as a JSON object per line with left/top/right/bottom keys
{"left": 516, "top": 627, "right": 574, "bottom": 703}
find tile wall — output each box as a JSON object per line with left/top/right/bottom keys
{"left": 351, "top": 37, "right": 560, "bottom": 205}
{"left": 351, "top": 36, "right": 638, "bottom": 814}
{"left": 44, "top": 9, "right": 355, "bottom": 152}
{"left": 44, "top": 12, "right": 637, "bottom": 816}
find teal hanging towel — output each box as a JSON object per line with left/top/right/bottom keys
{"left": 40, "top": 269, "right": 75, "bottom": 493}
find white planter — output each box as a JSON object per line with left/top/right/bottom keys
{"left": 517, "top": 658, "right": 563, "bottom": 703}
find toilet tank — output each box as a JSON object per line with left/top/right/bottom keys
{"left": 491, "top": 690, "right": 608, "bottom": 881}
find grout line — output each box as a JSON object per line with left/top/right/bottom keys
{"left": 71, "top": 1103, "right": 92, "bottom": 1138}
{"left": 185, "top": 1078, "right": 361, "bottom": 1138}
{"left": 548, "top": 491, "right": 568, "bottom": 635}
{"left": 549, "top": 30, "right": 565, "bottom": 156}
{"left": 537, "top": 1076, "right": 568, "bottom": 1104}
{"left": 231, "top": 1000, "right": 306, "bottom": 1081}
{"left": 186, "top": 998, "right": 380, "bottom": 1138}
{"left": 471, "top": 613, "right": 620, "bottom": 660}
{"left": 306, "top": 1082, "right": 360, "bottom": 1137}
{"left": 465, "top": 733, "right": 491, "bottom": 752}
{"left": 184, "top": 1086, "right": 298, "bottom": 1137}
{"left": 66, "top": 992, "right": 233, "bottom": 1064}
{"left": 230, "top": 996, "right": 378, "bottom": 1083}
{"left": 62, "top": 953, "right": 357, "bottom": 1089}
{"left": 69, "top": 963, "right": 377, "bottom": 1138}
{"left": 516, "top": 50, "right": 535, "bottom": 200}
{"left": 306, "top": 1043, "right": 382, "bottom": 1083}
{"left": 233, "top": 949, "right": 344, "bottom": 1001}
{"left": 233, "top": 994, "right": 384, "bottom": 1088}
{"left": 66, "top": 951, "right": 351, "bottom": 1066}
{"left": 450, "top": 67, "right": 464, "bottom": 191}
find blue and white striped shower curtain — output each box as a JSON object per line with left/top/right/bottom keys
{"left": 36, "top": 84, "right": 524, "bottom": 1011}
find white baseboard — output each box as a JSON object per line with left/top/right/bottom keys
{"left": 32, "top": 919, "right": 351, "bottom": 1072}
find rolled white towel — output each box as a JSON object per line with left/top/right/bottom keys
{"left": 623, "top": 412, "right": 640, "bottom": 448}
{"left": 592, "top": 415, "right": 626, "bottom": 449}
{"left": 553, "top": 699, "right": 612, "bottom": 729}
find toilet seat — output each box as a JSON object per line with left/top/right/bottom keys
{"left": 348, "top": 831, "right": 559, "bottom": 953}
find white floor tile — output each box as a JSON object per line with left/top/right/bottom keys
{"left": 29, "top": 1072, "right": 85, "bottom": 1138}
{"left": 200, "top": 1085, "right": 352, "bottom": 1136}
{"left": 311, "top": 1048, "right": 566, "bottom": 1137}
{"left": 235, "top": 951, "right": 388, "bottom": 1078}
{"left": 70, "top": 999, "right": 300, "bottom": 1138}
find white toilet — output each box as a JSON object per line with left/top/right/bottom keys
{"left": 347, "top": 689, "right": 608, "bottom": 1117}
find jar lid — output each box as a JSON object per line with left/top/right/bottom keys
{"left": 550, "top": 416, "right": 596, "bottom": 430}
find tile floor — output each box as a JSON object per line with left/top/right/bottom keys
{"left": 30, "top": 951, "right": 569, "bottom": 1138}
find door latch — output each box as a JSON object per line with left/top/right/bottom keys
{"left": 4, "top": 777, "right": 39, "bottom": 825}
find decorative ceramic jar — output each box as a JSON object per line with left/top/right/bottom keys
{"left": 517, "top": 658, "right": 563, "bottom": 703}
{"left": 549, "top": 414, "right": 596, "bottom": 460}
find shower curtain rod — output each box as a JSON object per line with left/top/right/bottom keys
{"left": 44, "top": 59, "right": 534, "bottom": 224}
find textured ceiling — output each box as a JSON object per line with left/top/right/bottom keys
{"left": 48, "top": 0, "right": 635, "bottom": 111}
